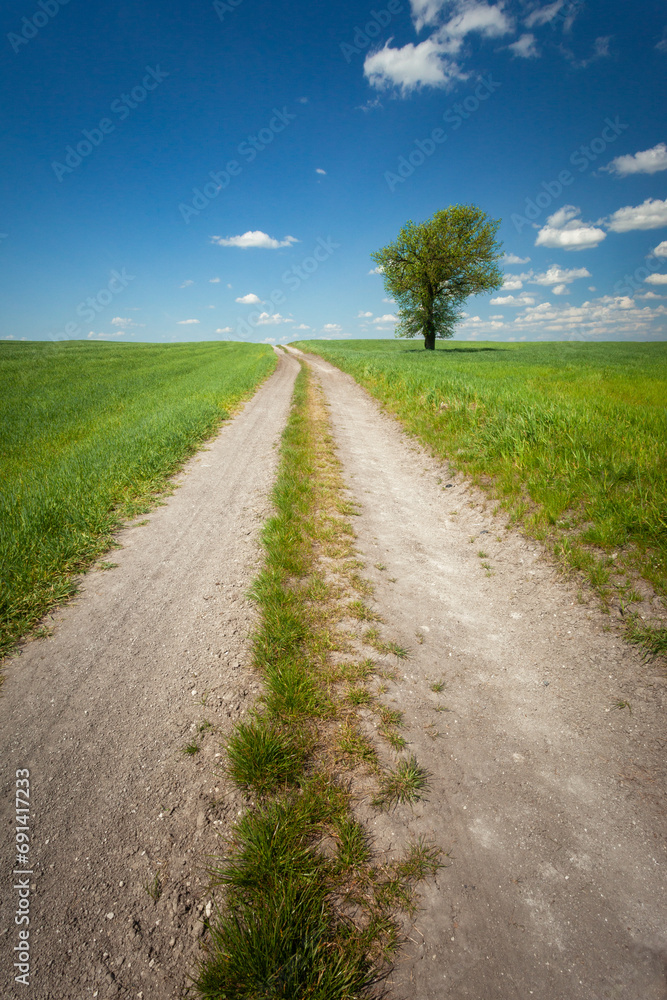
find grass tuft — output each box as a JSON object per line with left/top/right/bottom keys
{"left": 374, "top": 756, "right": 430, "bottom": 809}
{"left": 226, "top": 719, "right": 307, "bottom": 795}
{"left": 348, "top": 600, "right": 382, "bottom": 622}
{"left": 337, "top": 723, "right": 379, "bottom": 770}
{"left": 623, "top": 613, "right": 667, "bottom": 659}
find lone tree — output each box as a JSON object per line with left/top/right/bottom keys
{"left": 371, "top": 204, "right": 504, "bottom": 350}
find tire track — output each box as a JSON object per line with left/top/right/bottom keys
{"left": 1, "top": 350, "right": 300, "bottom": 999}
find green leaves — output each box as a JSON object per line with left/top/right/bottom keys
{"left": 371, "top": 204, "right": 503, "bottom": 348}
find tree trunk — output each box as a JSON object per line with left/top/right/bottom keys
{"left": 423, "top": 303, "right": 436, "bottom": 350}
{"left": 423, "top": 285, "right": 436, "bottom": 350}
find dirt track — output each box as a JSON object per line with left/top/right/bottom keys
{"left": 2, "top": 345, "right": 666, "bottom": 999}
{"left": 1, "top": 351, "right": 299, "bottom": 998}
{"left": 291, "top": 347, "right": 667, "bottom": 1000}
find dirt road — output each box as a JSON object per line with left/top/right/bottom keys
{"left": 1, "top": 351, "right": 300, "bottom": 999}
{"left": 3, "top": 343, "right": 666, "bottom": 1000}
{"left": 292, "top": 347, "right": 667, "bottom": 1000}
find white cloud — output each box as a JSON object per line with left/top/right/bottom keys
{"left": 507, "top": 32, "right": 539, "bottom": 58}
{"left": 373, "top": 314, "right": 399, "bottom": 323}
{"left": 235, "top": 293, "right": 262, "bottom": 304}
{"left": 552, "top": 284, "right": 568, "bottom": 295}
{"left": 645, "top": 273, "right": 667, "bottom": 285}
{"left": 216, "top": 327, "right": 233, "bottom": 333}
{"left": 209, "top": 277, "right": 221, "bottom": 283}
{"left": 316, "top": 167, "right": 327, "bottom": 175}
{"left": 544, "top": 205, "right": 578, "bottom": 228}
{"left": 294, "top": 324, "right": 311, "bottom": 330}
{"left": 602, "top": 142, "right": 667, "bottom": 177}
{"left": 375, "top": 0, "right": 514, "bottom": 91}
{"left": 261, "top": 337, "right": 276, "bottom": 344}
{"left": 255, "top": 312, "right": 293, "bottom": 325}
{"left": 110, "top": 316, "right": 144, "bottom": 327}
{"left": 358, "top": 310, "right": 373, "bottom": 318}
{"left": 364, "top": 37, "right": 465, "bottom": 92}
{"left": 180, "top": 279, "right": 194, "bottom": 287}
{"left": 383, "top": 297, "right": 397, "bottom": 303}
{"left": 410, "top": 0, "right": 447, "bottom": 30}
{"left": 490, "top": 293, "right": 536, "bottom": 306}
{"left": 562, "top": 35, "right": 611, "bottom": 69}
{"left": 368, "top": 266, "right": 384, "bottom": 274}
{"left": 178, "top": 319, "right": 200, "bottom": 325}
{"left": 636, "top": 290, "right": 664, "bottom": 300}
{"left": 503, "top": 252, "right": 531, "bottom": 264}
{"left": 535, "top": 205, "right": 606, "bottom": 251}
{"left": 525, "top": 0, "right": 565, "bottom": 28}
{"left": 322, "top": 323, "right": 342, "bottom": 334}
{"left": 654, "top": 241, "right": 667, "bottom": 257}
{"left": 607, "top": 198, "right": 667, "bottom": 233}
{"left": 531, "top": 265, "right": 591, "bottom": 286}
{"left": 506, "top": 293, "right": 667, "bottom": 341}
{"left": 211, "top": 231, "right": 299, "bottom": 249}
{"left": 502, "top": 275, "right": 524, "bottom": 290}
{"left": 444, "top": 2, "right": 513, "bottom": 39}
{"left": 357, "top": 96, "right": 383, "bottom": 113}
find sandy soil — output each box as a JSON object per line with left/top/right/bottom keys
{"left": 1, "top": 351, "right": 300, "bottom": 999}
{"left": 291, "top": 347, "right": 667, "bottom": 1000}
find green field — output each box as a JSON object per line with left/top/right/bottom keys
{"left": 0, "top": 340, "right": 276, "bottom": 658}
{"left": 297, "top": 339, "right": 667, "bottom": 630}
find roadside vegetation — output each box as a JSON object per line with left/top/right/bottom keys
{"left": 296, "top": 339, "right": 667, "bottom": 655}
{"left": 194, "top": 364, "right": 440, "bottom": 999}
{"left": 0, "top": 339, "right": 276, "bottom": 659}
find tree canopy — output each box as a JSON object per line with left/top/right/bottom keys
{"left": 371, "top": 205, "right": 503, "bottom": 350}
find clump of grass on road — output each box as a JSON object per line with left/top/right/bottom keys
{"left": 297, "top": 339, "right": 667, "bottom": 643}
{"left": 195, "top": 364, "right": 441, "bottom": 1000}
{"left": 0, "top": 339, "right": 275, "bottom": 659}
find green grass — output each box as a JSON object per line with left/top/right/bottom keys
{"left": 374, "top": 756, "right": 430, "bottom": 809}
{"left": 296, "top": 339, "right": 667, "bottom": 617}
{"left": 0, "top": 339, "right": 275, "bottom": 658}
{"left": 226, "top": 719, "right": 307, "bottom": 795}
{"left": 623, "top": 613, "right": 667, "bottom": 658}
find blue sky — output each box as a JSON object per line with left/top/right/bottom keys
{"left": 1, "top": 0, "right": 666, "bottom": 345}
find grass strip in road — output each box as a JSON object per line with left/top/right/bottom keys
{"left": 0, "top": 340, "right": 276, "bottom": 659}
{"left": 194, "top": 363, "right": 442, "bottom": 999}
{"left": 296, "top": 339, "right": 667, "bottom": 656}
